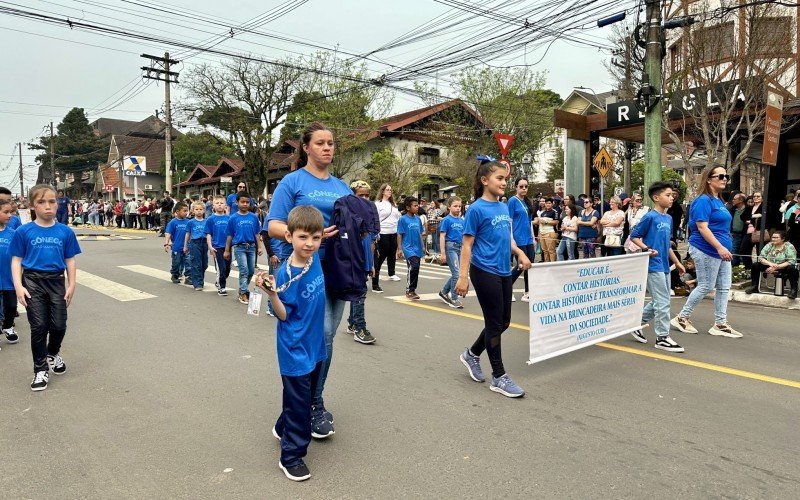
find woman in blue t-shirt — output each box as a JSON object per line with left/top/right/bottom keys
{"left": 267, "top": 122, "right": 352, "bottom": 439}
{"left": 507, "top": 177, "right": 535, "bottom": 302}
{"left": 671, "top": 165, "right": 742, "bottom": 338}
{"left": 456, "top": 161, "right": 531, "bottom": 398}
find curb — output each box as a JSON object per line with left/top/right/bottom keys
{"left": 727, "top": 290, "right": 800, "bottom": 310}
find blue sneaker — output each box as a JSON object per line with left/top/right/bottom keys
{"left": 490, "top": 374, "right": 525, "bottom": 398}
{"left": 311, "top": 405, "right": 335, "bottom": 439}
{"left": 459, "top": 349, "right": 485, "bottom": 382}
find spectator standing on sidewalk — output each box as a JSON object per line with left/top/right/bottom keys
{"left": 739, "top": 191, "right": 764, "bottom": 269}
{"left": 159, "top": 192, "right": 174, "bottom": 236}
{"left": 671, "top": 165, "right": 743, "bottom": 339}
{"left": 728, "top": 193, "right": 747, "bottom": 267}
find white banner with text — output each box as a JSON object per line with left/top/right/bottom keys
{"left": 527, "top": 253, "right": 649, "bottom": 364}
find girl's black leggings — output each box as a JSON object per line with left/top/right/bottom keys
{"left": 469, "top": 264, "right": 512, "bottom": 378}
{"left": 23, "top": 271, "right": 68, "bottom": 373}
{"left": 372, "top": 233, "right": 397, "bottom": 286}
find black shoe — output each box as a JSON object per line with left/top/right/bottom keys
{"left": 48, "top": 354, "right": 67, "bottom": 374}
{"left": 654, "top": 336, "right": 685, "bottom": 353}
{"left": 354, "top": 329, "right": 376, "bottom": 344}
{"left": 30, "top": 370, "right": 49, "bottom": 391}
{"left": 630, "top": 329, "right": 647, "bottom": 344}
{"left": 789, "top": 288, "right": 797, "bottom": 300}
{"left": 438, "top": 291, "right": 454, "bottom": 306}
{"left": 171, "top": 275, "right": 180, "bottom": 284}
{"left": 744, "top": 285, "right": 757, "bottom": 294}
{"left": 311, "top": 406, "right": 334, "bottom": 439}
{"left": 372, "top": 285, "right": 384, "bottom": 293}
{"left": 279, "top": 460, "right": 311, "bottom": 482}
{"left": 3, "top": 327, "right": 19, "bottom": 343}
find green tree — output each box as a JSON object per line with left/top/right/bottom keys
{"left": 31, "top": 108, "right": 108, "bottom": 182}
{"left": 662, "top": 169, "right": 687, "bottom": 203}
{"left": 365, "top": 146, "right": 429, "bottom": 198}
{"left": 545, "top": 146, "right": 564, "bottom": 183}
{"left": 161, "top": 131, "right": 236, "bottom": 175}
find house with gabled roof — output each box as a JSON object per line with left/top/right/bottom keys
{"left": 176, "top": 157, "right": 246, "bottom": 199}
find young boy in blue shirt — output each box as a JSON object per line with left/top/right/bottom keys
{"left": 630, "top": 181, "right": 686, "bottom": 353}
{"left": 205, "top": 195, "right": 231, "bottom": 296}
{"left": 224, "top": 192, "right": 263, "bottom": 304}
{"left": 164, "top": 202, "right": 189, "bottom": 284}
{"left": 0, "top": 199, "right": 20, "bottom": 346}
{"left": 438, "top": 196, "right": 465, "bottom": 309}
{"left": 183, "top": 201, "right": 208, "bottom": 291}
{"left": 255, "top": 205, "right": 327, "bottom": 482}
{"left": 396, "top": 196, "right": 425, "bottom": 300}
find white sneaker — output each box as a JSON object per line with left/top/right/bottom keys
{"left": 670, "top": 316, "right": 698, "bottom": 334}
{"left": 388, "top": 275, "right": 401, "bottom": 282}
{"left": 708, "top": 324, "right": 743, "bottom": 338}
{"left": 511, "top": 294, "right": 516, "bottom": 302}
{"left": 520, "top": 293, "right": 530, "bottom": 302}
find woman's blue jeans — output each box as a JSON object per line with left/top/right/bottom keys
{"left": 313, "top": 295, "right": 346, "bottom": 409}
{"left": 441, "top": 241, "right": 461, "bottom": 300}
{"left": 679, "top": 245, "right": 731, "bottom": 325}
{"left": 557, "top": 237, "right": 577, "bottom": 261}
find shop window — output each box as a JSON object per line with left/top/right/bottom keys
{"left": 418, "top": 147, "right": 440, "bottom": 165}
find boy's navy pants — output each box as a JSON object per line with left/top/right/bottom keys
{"left": 188, "top": 239, "right": 208, "bottom": 288}
{"left": 274, "top": 361, "right": 322, "bottom": 467}
{"left": 212, "top": 247, "right": 231, "bottom": 289}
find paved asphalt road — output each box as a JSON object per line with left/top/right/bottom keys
{"left": 1, "top": 228, "right": 798, "bottom": 498}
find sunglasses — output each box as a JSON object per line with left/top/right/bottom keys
{"left": 711, "top": 174, "right": 730, "bottom": 181}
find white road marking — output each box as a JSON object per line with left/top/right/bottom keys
{"left": 385, "top": 289, "right": 526, "bottom": 301}
{"left": 76, "top": 270, "right": 156, "bottom": 301}
{"left": 119, "top": 265, "right": 233, "bottom": 292}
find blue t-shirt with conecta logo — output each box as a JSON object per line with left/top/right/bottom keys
{"left": 0, "top": 226, "right": 16, "bottom": 289}
{"left": 463, "top": 198, "right": 513, "bottom": 276}
{"left": 227, "top": 212, "right": 260, "bottom": 246}
{"left": 507, "top": 195, "right": 533, "bottom": 246}
{"left": 227, "top": 192, "right": 255, "bottom": 214}
{"left": 165, "top": 217, "right": 189, "bottom": 253}
{"left": 397, "top": 214, "right": 424, "bottom": 258}
{"left": 439, "top": 215, "right": 465, "bottom": 243}
{"left": 9, "top": 222, "right": 81, "bottom": 273}
{"left": 275, "top": 256, "right": 327, "bottom": 376}
{"left": 56, "top": 196, "right": 70, "bottom": 215}
{"left": 630, "top": 210, "right": 673, "bottom": 273}
{"left": 8, "top": 215, "right": 21, "bottom": 230}
{"left": 185, "top": 218, "right": 207, "bottom": 241}
{"left": 688, "top": 194, "right": 732, "bottom": 258}
{"left": 204, "top": 214, "right": 230, "bottom": 249}
{"left": 266, "top": 168, "right": 351, "bottom": 260}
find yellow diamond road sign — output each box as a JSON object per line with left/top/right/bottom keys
{"left": 594, "top": 147, "right": 613, "bottom": 178}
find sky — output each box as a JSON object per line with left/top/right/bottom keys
{"left": 0, "top": 0, "right": 624, "bottom": 193}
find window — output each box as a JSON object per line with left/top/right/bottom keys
{"left": 417, "top": 147, "right": 440, "bottom": 165}
{"left": 749, "top": 17, "right": 793, "bottom": 57}
{"left": 693, "top": 22, "right": 735, "bottom": 63}
{"left": 670, "top": 37, "right": 683, "bottom": 73}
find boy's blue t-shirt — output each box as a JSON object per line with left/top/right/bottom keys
{"left": 630, "top": 210, "right": 673, "bottom": 273}
{"left": 275, "top": 256, "right": 328, "bottom": 377}
{"left": 9, "top": 222, "right": 81, "bottom": 273}
{"left": 397, "top": 214, "right": 424, "bottom": 258}
{"left": 439, "top": 215, "right": 465, "bottom": 243}
{"left": 463, "top": 198, "right": 512, "bottom": 276}
{"left": 204, "top": 214, "right": 230, "bottom": 249}
{"left": 0, "top": 226, "right": 15, "bottom": 289}
{"left": 227, "top": 212, "right": 260, "bottom": 246}
{"left": 8, "top": 215, "right": 21, "bottom": 230}
{"left": 266, "top": 168, "right": 351, "bottom": 260}
{"left": 362, "top": 233, "right": 377, "bottom": 272}
{"left": 507, "top": 196, "right": 534, "bottom": 246}
{"left": 166, "top": 217, "right": 189, "bottom": 253}
{"left": 688, "top": 194, "right": 732, "bottom": 257}
{"left": 226, "top": 193, "right": 255, "bottom": 214}
{"left": 186, "top": 218, "right": 207, "bottom": 241}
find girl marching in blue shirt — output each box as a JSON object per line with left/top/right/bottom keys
{"left": 10, "top": 185, "right": 81, "bottom": 392}
{"left": 456, "top": 161, "right": 531, "bottom": 398}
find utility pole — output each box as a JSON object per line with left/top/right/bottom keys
{"left": 141, "top": 52, "right": 179, "bottom": 193}
{"left": 49, "top": 121, "right": 55, "bottom": 187}
{"left": 18, "top": 142, "right": 24, "bottom": 197}
{"left": 643, "top": 0, "right": 664, "bottom": 192}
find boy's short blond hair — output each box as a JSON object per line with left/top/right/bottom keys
{"left": 191, "top": 201, "right": 205, "bottom": 211}
{"left": 213, "top": 195, "right": 226, "bottom": 202}
{"left": 446, "top": 195, "right": 462, "bottom": 207}
{"left": 287, "top": 205, "right": 324, "bottom": 234}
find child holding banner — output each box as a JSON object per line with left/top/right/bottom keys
{"left": 629, "top": 182, "right": 686, "bottom": 353}
{"left": 456, "top": 160, "right": 531, "bottom": 398}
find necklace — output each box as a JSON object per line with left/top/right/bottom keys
{"left": 272, "top": 254, "right": 314, "bottom": 293}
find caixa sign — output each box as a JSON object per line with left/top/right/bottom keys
{"left": 606, "top": 81, "right": 751, "bottom": 128}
